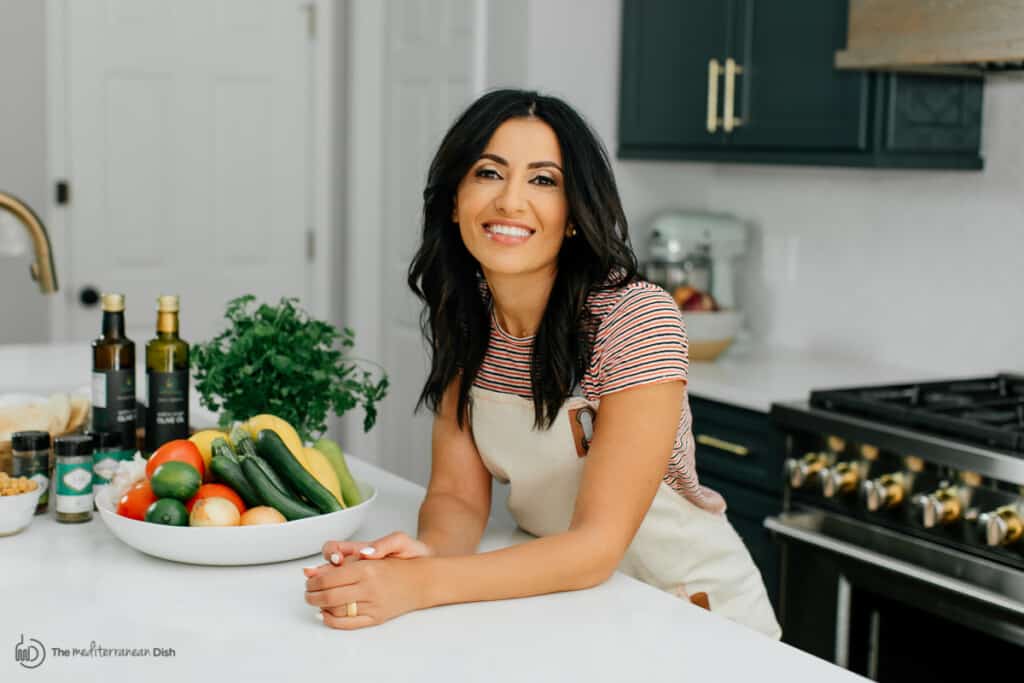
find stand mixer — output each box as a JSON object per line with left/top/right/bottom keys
{"left": 643, "top": 210, "right": 747, "bottom": 309}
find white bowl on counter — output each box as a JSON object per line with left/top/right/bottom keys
{"left": 0, "top": 486, "right": 44, "bottom": 536}
{"left": 95, "top": 481, "right": 377, "bottom": 565}
{"left": 680, "top": 309, "right": 743, "bottom": 361}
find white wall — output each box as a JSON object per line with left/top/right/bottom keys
{"left": 521, "top": 0, "right": 1024, "bottom": 376}
{"left": 0, "top": 0, "right": 50, "bottom": 343}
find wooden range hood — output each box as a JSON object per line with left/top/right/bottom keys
{"left": 835, "top": 0, "right": 1024, "bottom": 75}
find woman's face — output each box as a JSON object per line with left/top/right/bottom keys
{"left": 454, "top": 117, "right": 570, "bottom": 278}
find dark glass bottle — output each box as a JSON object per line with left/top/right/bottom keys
{"left": 91, "top": 294, "right": 137, "bottom": 451}
{"left": 145, "top": 295, "right": 189, "bottom": 452}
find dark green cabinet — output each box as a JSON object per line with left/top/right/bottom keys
{"left": 690, "top": 395, "right": 784, "bottom": 609}
{"left": 618, "top": 0, "right": 984, "bottom": 169}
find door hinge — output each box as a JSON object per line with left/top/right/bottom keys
{"left": 55, "top": 180, "right": 70, "bottom": 206}
{"left": 306, "top": 229, "right": 315, "bottom": 263}
{"left": 304, "top": 3, "right": 316, "bottom": 39}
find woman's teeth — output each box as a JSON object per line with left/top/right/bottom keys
{"left": 485, "top": 224, "right": 533, "bottom": 238}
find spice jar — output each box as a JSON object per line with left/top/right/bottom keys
{"left": 87, "top": 430, "right": 128, "bottom": 510}
{"left": 54, "top": 435, "right": 95, "bottom": 523}
{"left": 12, "top": 431, "right": 52, "bottom": 515}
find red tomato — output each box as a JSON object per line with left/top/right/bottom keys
{"left": 146, "top": 440, "right": 205, "bottom": 481}
{"left": 117, "top": 480, "right": 159, "bottom": 520}
{"left": 185, "top": 484, "right": 247, "bottom": 515}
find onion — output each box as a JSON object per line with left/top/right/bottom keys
{"left": 240, "top": 506, "right": 286, "bottom": 525}
{"left": 189, "top": 497, "right": 241, "bottom": 527}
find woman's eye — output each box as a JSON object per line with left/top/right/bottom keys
{"left": 475, "top": 168, "right": 501, "bottom": 179}
{"left": 532, "top": 175, "right": 557, "bottom": 187}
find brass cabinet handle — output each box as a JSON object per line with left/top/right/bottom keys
{"left": 696, "top": 433, "right": 750, "bottom": 457}
{"left": 723, "top": 58, "right": 744, "bottom": 132}
{"left": 706, "top": 59, "right": 722, "bottom": 133}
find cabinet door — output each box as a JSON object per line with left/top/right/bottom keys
{"left": 618, "top": 0, "right": 732, "bottom": 150}
{"left": 728, "top": 0, "right": 869, "bottom": 150}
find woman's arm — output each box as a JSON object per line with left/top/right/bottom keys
{"left": 419, "top": 379, "right": 685, "bottom": 607}
{"left": 416, "top": 377, "right": 494, "bottom": 557}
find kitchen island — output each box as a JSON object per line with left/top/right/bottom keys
{"left": 1, "top": 455, "right": 864, "bottom": 682}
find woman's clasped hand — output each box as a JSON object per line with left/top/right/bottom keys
{"left": 304, "top": 532, "right": 436, "bottom": 629}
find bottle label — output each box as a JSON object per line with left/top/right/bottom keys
{"left": 147, "top": 370, "right": 189, "bottom": 450}
{"left": 92, "top": 369, "right": 136, "bottom": 434}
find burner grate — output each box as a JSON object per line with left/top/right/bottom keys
{"left": 810, "top": 374, "right": 1024, "bottom": 453}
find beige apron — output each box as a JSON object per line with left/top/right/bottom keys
{"left": 470, "top": 386, "right": 782, "bottom": 639}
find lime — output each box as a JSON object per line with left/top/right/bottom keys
{"left": 144, "top": 498, "right": 189, "bottom": 526}
{"left": 150, "top": 461, "right": 202, "bottom": 501}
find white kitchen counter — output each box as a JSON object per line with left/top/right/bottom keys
{"left": 1, "top": 456, "right": 864, "bottom": 682}
{"left": 688, "top": 344, "right": 934, "bottom": 413}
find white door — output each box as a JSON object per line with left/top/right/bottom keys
{"left": 61, "top": 0, "right": 312, "bottom": 344}
{"left": 349, "top": 0, "right": 477, "bottom": 484}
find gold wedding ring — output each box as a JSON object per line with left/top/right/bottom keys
{"left": 346, "top": 602, "right": 358, "bottom": 618}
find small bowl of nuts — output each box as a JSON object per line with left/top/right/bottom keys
{"left": 0, "top": 473, "right": 43, "bottom": 536}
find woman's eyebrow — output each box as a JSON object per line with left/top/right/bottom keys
{"left": 478, "top": 153, "right": 563, "bottom": 172}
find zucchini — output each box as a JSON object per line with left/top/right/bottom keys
{"left": 240, "top": 457, "right": 318, "bottom": 520}
{"left": 246, "top": 451, "right": 298, "bottom": 499}
{"left": 255, "top": 429, "right": 343, "bottom": 514}
{"left": 230, "top": 424, "right": 258, "bottom": 460}
{"left": 210, "top": 437, "right": 238, "bottom": 464}
{"left": 209, "top": 455, "right": 262, "bottom": 507}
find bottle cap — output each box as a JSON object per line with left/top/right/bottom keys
{"left": 101, "top": 293, "right": 125, "bottom": 312}
{"left": 156, "top": 295, "right": 180, "bottom": 313}
{"left": 12, "top": 430, "right": 51, "bottom": 452}
{"left": 85, "top": 430, "right": 122, "bottom": 450}
{"left": 54, "top": 434, "right": 95, "bottom": 457}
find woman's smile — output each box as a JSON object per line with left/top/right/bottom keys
{"left": 482, "top": 220, "right": 536, "bottom": 245}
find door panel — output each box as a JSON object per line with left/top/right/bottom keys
{"left": 728, "top": 0, "right": 869, "bottom": 150}
{"left": 65, "top": 0, "right": 310, "bottom": 344}
{"left": 619, "top": 0, "right": 732, "bottom": 150}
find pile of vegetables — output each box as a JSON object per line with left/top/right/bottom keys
{"left": 115, "top": 414, "right": 363, "bottom": 527}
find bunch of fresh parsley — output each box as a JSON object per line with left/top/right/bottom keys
{"left": 191, "top": 295, "right": 389, "bottom": 443}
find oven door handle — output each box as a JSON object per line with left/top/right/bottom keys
{"left": 765, "top": 515, "right": 1024, "bottom": 618}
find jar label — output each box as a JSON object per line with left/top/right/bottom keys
{"left": 57, "top": 463, "right": 93, "bottom": 495}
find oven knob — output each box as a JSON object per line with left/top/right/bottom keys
{"left": 915, "top": 488, "right": 962, "bottom": 529}
{"left": 822, "top": 462, "right": 859, "bottom": 498}
{"left": 786, "top": 453, "right": 828, "bottom": 489}
{"left": 979, "top": 507, "right": 1023, "bottom": 547}
{"left": 862, "top": 474, "right": 905, "bottom": 511}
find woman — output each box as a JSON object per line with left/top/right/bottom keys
{"left": 304, "top": 89, "right": 780, "bottom": 638}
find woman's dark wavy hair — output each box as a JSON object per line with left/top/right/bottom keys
{"left": 407, "top": 89, "right": 638, "bottom": 429}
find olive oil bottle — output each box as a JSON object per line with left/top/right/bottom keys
{"left": 145, "top": 295, "right": 189, "bottom": 452}
{"left": 91, "top": 294, "right": 137, "bottom": 450}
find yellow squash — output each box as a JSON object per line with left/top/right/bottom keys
{"left": 245, "top": 414, "right": 310, "bottom": 471}
{"left": 303, "top": 447, "right": 345, "bottom": 508}
{"left": 188, "top": 429, "right": 228, "bottom": 481}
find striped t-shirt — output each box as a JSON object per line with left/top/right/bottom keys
{"left": 473, "top": 279, "right": 726, "bottom": 514}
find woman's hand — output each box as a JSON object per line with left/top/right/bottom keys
{"left": 303, "top": 555, "right": 433, "bottom": 629}
{"left": 320, "top": 531, "right": 435, "bottom": 566}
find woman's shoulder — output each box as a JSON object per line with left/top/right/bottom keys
{"left": 587, "top": 279, "right": 685, "bottom": 332}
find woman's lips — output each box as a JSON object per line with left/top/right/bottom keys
{"left": 483, "top": 222, "right": 535, "bottom": 245}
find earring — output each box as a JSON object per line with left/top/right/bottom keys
{"left": 566, "top": 225, "right": 577, "bottom": 238}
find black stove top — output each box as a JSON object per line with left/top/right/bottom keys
{"left": 810, "top": 374, "right": 1024, "bottom": 453}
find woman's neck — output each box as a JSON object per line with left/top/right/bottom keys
{"left": 484, "top": 265, "right": 557, "bottom": 338}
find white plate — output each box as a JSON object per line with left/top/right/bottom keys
{"left": 96, "top": 482, "right": 377, "bottom": 566}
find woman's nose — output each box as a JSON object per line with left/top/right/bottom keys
{"left": 494, "top": 178, "right": 527, "bottom": 215}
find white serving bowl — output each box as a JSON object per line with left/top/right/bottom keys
{"left": 96, "top": 481, "right": 377, "bottom": 565}
{"left": 680, "top": 309, "right": 744, "bottom": 361}
{"left": 0, "top": 485, "right": 44, "bottom": 536}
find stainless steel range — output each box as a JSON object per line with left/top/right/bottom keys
{"left": 768, "top": 375, "right": 1024, "bottom": 681}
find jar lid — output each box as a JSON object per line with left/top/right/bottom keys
{"left": 12, "top": 430, "right": 51, "bottom": 451}
{"left": 54, "top": 434, "right": 94, "bottom": 456}
{"left": 86, "top": 430, "right": 122, "bottom": 449}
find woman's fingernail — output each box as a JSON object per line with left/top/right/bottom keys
{"left": 329, "top": 553, "right": 341, "bottom": 565}
{"left": 316, "top": 611, "right": 324, "bottom": 621}
{"left": 303, "top": 565, "right": 318, "bottom": 572}
{"left": 359, "top": 547, "right": 376, "bottom": 556}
